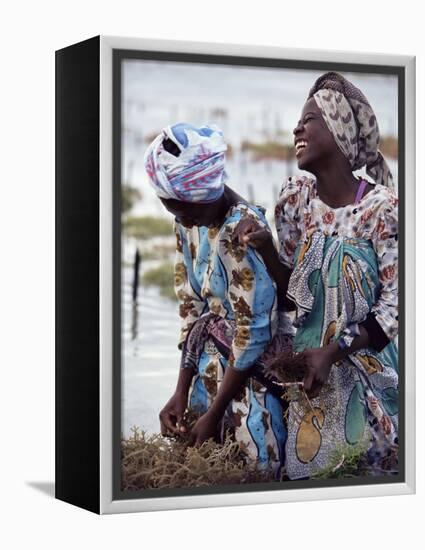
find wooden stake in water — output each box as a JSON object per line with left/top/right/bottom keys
{"left": 132, "top": 247, "right": 141, "bottom": 302}
{"left": 247, "top": 182, "right": 254, "bottom": 203}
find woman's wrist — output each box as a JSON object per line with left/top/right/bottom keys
{"left": 175, "top": 389, "right": 190, "bottom": 404}
{"left": 321, "top": 342, "right": 342, "bottom": 364}
{"left": 325, "top": 327, "right": 371, "bottom": 364}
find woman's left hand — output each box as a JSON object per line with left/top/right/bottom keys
{"left": 301, "top": 346, "right": 336, "bottom": 398}
{"left": 188, "top": 412, "right": 220, "bottom": 447}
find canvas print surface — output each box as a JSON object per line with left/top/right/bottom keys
{"left": 117, "top": 55, "right": 400, "bottom": 494}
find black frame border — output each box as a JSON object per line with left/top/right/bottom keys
{"left": 112, "top": 48, "right": 406, "bottom": 501}
{"left": 56, "top": 36, "right": 101, "bottom": 513}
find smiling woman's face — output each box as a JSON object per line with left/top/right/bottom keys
{"left": 293, "top": 97, "right": 339, "bottom": 172}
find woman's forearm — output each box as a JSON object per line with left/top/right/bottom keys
{"left": 258, "top": 239, "right": 293, "bottom": 307}
{"left": 175, "top": 366, "right": 195, "bottom": 396}
{"left": 206, "top": 365, "right": 250, "bottom": 422}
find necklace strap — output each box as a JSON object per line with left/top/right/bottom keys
{"left": 354, "top": 178, "right": 368, "bottom": 204}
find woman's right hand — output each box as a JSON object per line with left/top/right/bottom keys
{"left": 234, "top": 218, "right": 272, "bottom": 250}
{"left": 159, "top": 391, "right": 188, "bottom": 436}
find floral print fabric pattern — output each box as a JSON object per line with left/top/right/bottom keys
{"left": 275, "top": 176, "right": 398, "bottom": 479}
{"left": 174, "top": 203, "right": 286, "bottom": 473}
{"left": 276, "top": 176, "right": 398, "bottom": 341}
{"left": 174, "top": 204, "right": 278, "bottom": 369}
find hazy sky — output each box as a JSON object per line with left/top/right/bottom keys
{"left": 122, "top": 59, "right": 399, "bottom": 216}
{"left": 123, "top": 59, "right": 398, "bottom": 143}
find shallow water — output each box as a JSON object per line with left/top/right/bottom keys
{"left": 122, "top": 266, "right": 181, "bottom": 437}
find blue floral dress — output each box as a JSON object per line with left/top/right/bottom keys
{"left": 174, "top": 203, "right": 287, "bottom": 474}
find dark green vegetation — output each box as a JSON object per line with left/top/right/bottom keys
{"left": 141, "top": 261, "right": 176, "bottom": 300}
{"left": 241, "top": 140, "right": 295, "bottom": 161}
{"left": 310, "top": 442, "right": 370, "bottom": 479}
{"left": 121, "top": 184, "right": 142, "bottom": 214}
{"left": 123, "top": 216, "right": 173, "bottom": 240}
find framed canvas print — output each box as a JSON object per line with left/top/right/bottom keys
{"left": 55, "top": 35, "right": 415, "bottom": 514}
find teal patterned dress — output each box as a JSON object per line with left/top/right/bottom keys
{"left": 276, "top": 176, "right": 399, "bottom": 479}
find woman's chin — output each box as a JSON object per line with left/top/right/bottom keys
{"left": 296, "top": 154, "right": 313, "bottom": 172}
{"left": 296, "top": 158, "right": 307, "bottom": 171}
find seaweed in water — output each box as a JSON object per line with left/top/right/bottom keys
{"left": 121, "top": 425, "right": 276, "bottom": 491}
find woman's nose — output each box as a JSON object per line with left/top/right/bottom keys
{"left": 293, "top": 122, "right": 303, "bottom": 135}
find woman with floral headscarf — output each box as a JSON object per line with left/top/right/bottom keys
{"left": 236, "top": 72, "right": 399, "bottom": 479}
{"left": 144, "top": 123, "right": 291, "bottom": 476}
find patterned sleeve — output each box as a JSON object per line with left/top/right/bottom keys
{"left": 218, "top": 210, "right": 278, "bottom": 371}
{"left": 275, "top": 177, "right": 303, "bottom": 268}
{"left": 173, "top": 223, "right": 207, "bottom": 348}
{"left": 368, "top": 195, "right": 398, "bottom": 342}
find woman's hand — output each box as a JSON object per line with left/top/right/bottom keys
{"left": 187, "top": 412, "right": 220, "bottom": 446}
{"left": 159, "top": 391, "right": 188, "bottom": 436}
{"left": 186, "top": 365, "right": 249, "bottom": 446}
{"left": 301, "top": 347, "right": 335, "bottom": 398}
{"left": 234, "top": 218, "right": 272, "bottom": 250}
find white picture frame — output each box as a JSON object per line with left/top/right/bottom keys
{"left": 55, "top": 35, "right": 415, "bottom": 514}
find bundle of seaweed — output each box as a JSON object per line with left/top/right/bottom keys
{"left": 262, "top": 351, "right": 328, "bottom": 423}
{"left": 121, "top": 426, "right": 275, "bottom": 491}
{"left": 263, "top": 351, "right": 307, "bottom": 384}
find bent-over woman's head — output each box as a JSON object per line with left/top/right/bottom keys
{"left": 293, "top": 71, "right": 394, "bottom": 188}
{"left": 144, "top": 123, "right": 229, "bottom": 228}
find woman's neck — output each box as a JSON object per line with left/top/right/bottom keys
{"left": 209, "top": 186, "right": 241, "bottom": 228}
{"left": 220, "top": 185, "right": 245, "bottom": 214}
{"left": 313, "top": 163, "right": 359, "bottom": 208}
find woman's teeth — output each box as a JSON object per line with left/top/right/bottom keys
{"left": 295, "top": 140, "right": 308, "bottom": 156}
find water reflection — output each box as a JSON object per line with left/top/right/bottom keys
{"left": 122, "top": 266, "right": 181, "bottom": 436}
{"left": 130, "top": 300, "right": 139, "bottom": 347}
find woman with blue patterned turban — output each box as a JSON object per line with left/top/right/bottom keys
{"left": 144, "top": 123, "right": 292, "bottom": 476}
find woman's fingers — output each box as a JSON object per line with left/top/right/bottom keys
{"left": 303, "top": 378, "right": 313, "bottom": 394}
{"left": 303, "top": 365, "right": 315, "bottom": 394}
{"left": 235, "top": 220, "right": 260, "bottom": 245}
{"left": 242, "top": 229, "right": 270, "bottom": 250}
{"left": 159, "top": 419, "right": 167, "bottom": 436}
{"left": 307, "top": 383, "right": 321, "bottom": 399}
{"left": 234, "top": 219, "right": 272, "bottom": 250}
{"left": 303, "top": 364, "right": 322, "bottom": 398}
{"left": 244, "top": 229, "right": 265, "bottom": 242}
{"left": 187, "top": 430, "right": 200, "bottom": 447}
{"left": 177, "top": 414, "right": 187, "bottom": 433}
{"left": 159, "top": 411, "right": 177, "bottom": 435}
{"left": 160, "top": 419, "right": 174, "bottom": 436}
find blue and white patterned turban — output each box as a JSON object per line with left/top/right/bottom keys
{"left": 144, "top": 123, "right": 228, "bottom": 203}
